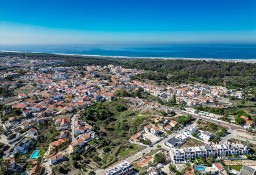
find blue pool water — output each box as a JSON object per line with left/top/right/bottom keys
{"left": 30, "top": 150, "right": 40, "bottom": 159}
{"left": 195, "top": 165, "right": 206, "bottom": 171}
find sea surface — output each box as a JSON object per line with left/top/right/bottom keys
{"left": 0, "top": 44, "right": 256, "bottom": 60}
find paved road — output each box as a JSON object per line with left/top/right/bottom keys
{"left": 127, "top": 124, "right": 194, "bottom": 162}
{"left": 219, "top": 130, "right": 235, "bottom": 144}
{"left": 220, "top": 130, "right": 256, "bottom": 145}
{"left": 96, "top": 123, "right": 195, "bottom": 175}
{"left": 181, "top": 110, "right": 244, "bottom": 131}
{"left": 96, "top": 104, "right": 248, "bottom": 175}
{"left": 71, "top": 115, "right": 76, "bottom": 142}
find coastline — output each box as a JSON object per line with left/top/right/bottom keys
{"left": 1, "top": 50, "right": 256, "bottom": 63}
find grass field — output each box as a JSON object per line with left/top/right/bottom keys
{"left": 181, "top": 138, "right": 206, "bottom": 148}
{"left": 14, "top": 85, "right": 36, "bottom": 95}
{"left": 119, "top": 144, "right": 146, "bottom": 159}
{"left": 230, "top": 165, "right": 243, "bottom": 171}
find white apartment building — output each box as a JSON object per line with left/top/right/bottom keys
{"left": 170, "top": 143, "right": 249, "bottom": 163}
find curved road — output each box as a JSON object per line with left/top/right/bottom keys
{"left": 181, "top": 110, "right": 244, "bottom": 131}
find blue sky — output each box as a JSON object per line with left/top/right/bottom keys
{"left": 0, "top": 0, "right": 255, "bottom": 45}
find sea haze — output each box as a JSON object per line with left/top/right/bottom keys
{"left": 0, "top": 44, "right": 256, "bottom": 60}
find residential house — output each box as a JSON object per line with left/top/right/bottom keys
{"left": 144, "top": 125, "right": 160, "bottom": 135}
{"left": 51, "top": 138, "right": 67, "bottom": 148}
{"left": 69, "top": 133, "right": 92, "bottom": 152}
{"left": 144, "top": 125, "right": 152, "bottom": 133}
{"left": 240, "top": 116, "right": 254, "bottom": 129}
{"left": 164, "top": 124, "right": 172, "bottom": 131}
{"left": 170, "top": 120, "right": 178, "bottom": 127}
{"left": 60, "top": 119, "right": 70, "bottom": 129}
{"left": 30, "top": 165, "right": 45, "bottom": 175}
{"left": 59, "top": 131, "right": 69, "bottom": 139}
{"left": 14, "top": 103, "right": 27, "bottom": 109}
{"left": 165, "top": 137, "right": 184, "bottom": 148}
{"left": 18, "top": 93, "right": 28, "bottom": 99}
{"left": 129, "top": 132, "right": 143, "bottom": 143}
{"left": 20, "top": 121, "right": 30, "bottom": 129}
{"left": 184, "top": 126, "right": 198, "bottom": 136}
{"left": 85, "top": 124, "right": 93, "bottom": 132}
{"left": 151, "top": 126, "right": 160, "bottom": 135}
{"left": 74, "top": 126, "right": 86, "bottom": 135}
{"left": 55, "top": 118, "right": 70, "bottom": 129}
{"left": 199, "top": 131, "right": 215, "bottom": 142}
{"left": 50, "top": 153, "right": 64, "bottom": 165}
{"left": 14, "top": 139, "right": 32, "bottom": 154}
{"left": 212, "top": 163, "right": 228, "bottom": 175}
{"left": 26, "top": 128, "right": 38, "bottom": 139}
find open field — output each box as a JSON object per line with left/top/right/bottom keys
{"left": 181, "top": 138, "right": 206, "bottom": 148}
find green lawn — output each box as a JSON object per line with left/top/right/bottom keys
{"left": 88, "top": 140, "right": 95, "bottom": 145}
{"left": 119, "top": 144, "right": 146, "bottom": 159}
{"left": 230, "top": 165, "right": 243, "bottom": 171}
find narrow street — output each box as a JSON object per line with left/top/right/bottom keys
{"left": 71, "top": 115, "right": 76, "bottom": 142}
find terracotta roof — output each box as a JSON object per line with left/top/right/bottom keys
{"left": 85, "top": 125, "right": 92, "bottom": 129}
{"left": 170, "top": 120, "right": 178, "bottom": 125}
{"left": 26, "top": 99, "right": 35, "bottom": 103}
{"left": 246, "top": 120, "right": 253, "bottom": 125}
{"left": 81, "top": 133, "right": 90, "bottom": 140}
{"left": 213, "top": 163, "right": 224, "bottom": 171}
{"left": 29, "top": 128, "right": 37, "bottom": 133}
{"left": 241, "top": 116, "right": 249, "bottom": 121}
{"left": 50, "top": 153, "right": 63, "bottom": 161}
{"left": 145, "top": 125, "right": 152, "bottom": 129}
{"left": 51, "top": 138, "right": 67, "bottom": 147}
{"left": 152, "top": 126, "right": 160, "bottom": 131}
{"left": 165, "top": 125, "right": 172, "bottom": 129}
{"left": 14, "top": 103, "right": 27, "bottom": 109}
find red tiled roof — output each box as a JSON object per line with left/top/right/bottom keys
{"left": 170, "top": 120, "right": 178, "bottom": 125}
{"left": 14, "top": 103, "right": 27, "bottom": 109}
{"left": 213, "top": 163, "right": 224, "bottom": 171}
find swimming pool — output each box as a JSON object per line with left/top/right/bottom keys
{"left": 30, "top": 150, "right": 40, "bottom": 159}
{"left": 195, "top": 165, "right": 206, "bottom": 171}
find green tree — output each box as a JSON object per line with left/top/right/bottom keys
{"left": 171, "top": 94, "right": 177, "bottom": 105}
{"left": 89, "top": 171, "right": 96, "bottom": 175}
{"left": 235, "top": 117, "right": 245, "bottom": 125}
{"left": 114, "top": 89, "right": 130, "bottom": 97}
{"left": 83, "top": 103, "right": 113, "bottom": 121}
{"left": 0, "top": 159, "right": 8, "bottom": 175}
{"left": 154, "top": 153, "right": 166, "bottom": 164}
{"left": 115, "top": 104, "right": 127, "bottom": 112}
{"left": 134, "top": 87, "right": 144, "bottom": 98}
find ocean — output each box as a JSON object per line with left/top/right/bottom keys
{"left": 0, "top": 44, "right": 256, "bottom": 60}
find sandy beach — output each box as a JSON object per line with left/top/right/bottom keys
{"left": 1, "top": 50, "right": 256, "bottom": 63}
